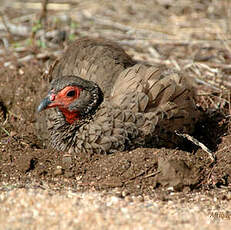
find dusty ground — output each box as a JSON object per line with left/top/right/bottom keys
{"left": 0, "top": 0, "right": 231, "bottom": 229}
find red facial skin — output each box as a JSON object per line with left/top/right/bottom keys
{"left": 47, "top": 86, "right": 82, "bottom": 124}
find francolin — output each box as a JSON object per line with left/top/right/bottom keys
{"left": 38, "top": 37, "right": 199, "bottom": 154}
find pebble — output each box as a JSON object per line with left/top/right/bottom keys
{"left": 53, "top": 166, "right": 63, "bottom": 176}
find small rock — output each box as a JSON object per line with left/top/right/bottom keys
{"left": 65, "top": 171, "right": 74, "bottom": 178}
{"left": 18, "top": 68, "right": 24, "bottom": 75}
{"left": 10, "top": 131, "right": 17, "bottom": 137}
{"left": 183, "top": 186, "right": 191, "bottom": 193}
{"left": 121, "top": 190, "right": 130, "bottom": 198}
{"left": 136, "top": 195, "right": 144, "bottom": 202}
{"left": 53, "top": 166, "right": 63, "bottom": 176}
{"left": 124, "top": 195, "right": 133, "bottom": 202}
{"left": 156, "top": 157, "right": 197, "bottom": 189}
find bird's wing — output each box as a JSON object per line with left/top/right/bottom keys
{"left": 111, "top": 64, "right": 200, "bottom": 137}
{"left": 111, "top": 64, "right": 197, "bottom": 111}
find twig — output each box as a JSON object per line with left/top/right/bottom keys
{"left": 0, "top": 125, "right": 10, "bottom": 136}
{"left": 0, "top": 12, "right": 29, "bottom": 37}
{"left": 197, "top": 93, "right": 230, "bottom": 106}
{"left": 143, "top": 171, "right": 160, "bottom": 178}
{"left": 18, "top": 55, "right": 35, "bottom": 62}
{"left": 123, "top": 168, "right": 159, "bottom": 185}
{"left": 175, "top": 131, "right": 215, "bottom": 162}
{"left": 12, "top": 14, "right": 36, "bottom": 23}
{"left": 118, "top": 39, "right": 150, "bottom": 47}
{"left": 0, "top": 11, "right": 12, "bottom": 38}
{"left": 0, "top": 38, "right": 9, "bottom": 49}
{"left": 82, "top": 14, "right": 175, "bottom": 39}
{"left": 39, "top": 0, "right": 49, "bottom": 27}
{"left": 41, "top": 59, "right": 59, "bottom": 81}
{"left": 194, "top": 78, "right": 222, "bottom": 92}
{"left": 4, "top": 55, "right": 35, "bottom": 67}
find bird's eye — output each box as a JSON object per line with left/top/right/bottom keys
{"left": 66, "top": 90, "right": 76, "bottom": 97}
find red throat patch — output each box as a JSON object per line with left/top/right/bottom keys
{"left": 59, "top": 108, "right": 80, "bottom": 124}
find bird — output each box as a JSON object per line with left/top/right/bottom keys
{"left": 38, "top": 56, "right": 200, "bottom": 154}
{"left": 36, "top": 37, "right": 136, "bottom": 142}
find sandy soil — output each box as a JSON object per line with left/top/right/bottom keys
{"left": 1, "top": 186, "right": 231, "bottom": 230}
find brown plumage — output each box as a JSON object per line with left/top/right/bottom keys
{"left": 110, "top": 64, "right": 199, "bottom": 148}
{"left": 38, "top": 38, "right": 199, "bottom": 153}
{"left": 37, "top": 38, "right": 200, "bottom": 154}
{"left": 50, "top": 37, "right": 136, "bottom": 97}
{"left": 0, "top": 100, "right": 7, "bottom": 124}
{"left": 36, "top": 37, "right": 136, "bottom": 142}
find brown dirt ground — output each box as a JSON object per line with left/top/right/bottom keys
{"left": 1, "top": 0, "right": 231, "bottom": 229}
{"left": 0, "top": 55, "right": 230, "bottom": 197}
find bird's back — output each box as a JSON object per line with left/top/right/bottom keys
{"left": 50, "top": 37, "right": 136, "bottom": 97}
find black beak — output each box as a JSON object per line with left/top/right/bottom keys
{"left": 37, "top": 96, "right": 52, "bottom": 112}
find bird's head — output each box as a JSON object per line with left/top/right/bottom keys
{"left": 38, "top": 75, "right": 103, "bottom": 124}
